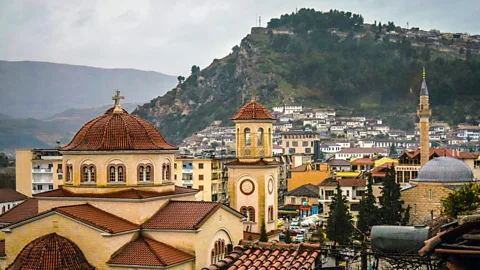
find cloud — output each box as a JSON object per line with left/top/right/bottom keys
{"left": 0, "top": 0, "right": 479, "bottom": 76}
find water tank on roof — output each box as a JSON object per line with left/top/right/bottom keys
{"left": 371, "top": 226, "right": 430, "bottom": 254}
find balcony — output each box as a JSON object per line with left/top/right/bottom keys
{"left": 182, "top": 168, "right": 193, "bottom": 173}
{"left": 182, "top": 179, "right": 193, "bottom": 185}
{"left": 32, "top": 168, "right": 52, "bottom": 173}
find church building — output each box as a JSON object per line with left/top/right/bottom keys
{"left": 0, "top": 91, "right": 244, "bottom": 270}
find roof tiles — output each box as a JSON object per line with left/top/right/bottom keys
{"left": 61, "top": 107, "right": 178, "bottom": 151}
{"left": 0, "top": 189, "right": 27, "bottom": 203}
{"left": 143, "top": 201, "right": 223, "bottom": 230}
{"left": 34, "top": 186, "right": 197, "bottom": 199}
{"left": 205, "top": 242, "right": 320, "bottom": 270}
{"left": 0, "top": 198, "right": 38, "bottom": 225}
{"left": 231, "top": 101, "right": 275, "bottom": 121}
{"left": 108, "top": 236, "right": 194, "bottom": 267}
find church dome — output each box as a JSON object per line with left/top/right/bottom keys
{"left": 415, "top": 157, "right": 473, "bottom": 183}
{"left": 231, "top": 100, "right": 275, "bottom": 121}
{"left": 61, "top": 107, "right": 177, "bottom": 151}
{"left": 8, "top": 233, "right": 94, "bottom": 269}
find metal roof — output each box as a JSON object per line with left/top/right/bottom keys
{"left": 414, "top": 157, "right": 474, "bottom": 183}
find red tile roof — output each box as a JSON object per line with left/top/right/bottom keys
{"left": 205, "top": 242, "right": 320, "bottom": 270}
{"left": 243, "top": 230, "right": 282, "bottom": 241}
{"left": 61, "top": 107, "right": 178, "bottom": 151}
{"left": 231, "top": 101, "right": 275, "bottom": 121}
{"left": 351, "top": 158, "right": 375, "bottom": 165}
{"left": 0, "top": 239, "right": 5, "bottom": 257}
{"left": 34, "top": 186, "right": 198, "bottom": 199}
{"left": 143, "top": 201, "right": 225, "bottom": 230}
{"left": 318, "top": 178, "right": 366, "bottom": 187}
{"left": 402, "top": 148, "right": 478, "bottom": 160}
{"left": 0, "top": 198, "right": 38, "bottom": 225}
{"left": 226, "top": 159, "right": 280, "bottom": 167}
{"left": 7, "top": 233, "right": 94, "bottom": 270}
{"left": 54, "top": 204, "right": 139, "bottom": 234}
{"left": 0, "top": 189, "right": 28, "bottom": 203}
{"left": 108, "top": 235, "right": 194, "bottom": 267}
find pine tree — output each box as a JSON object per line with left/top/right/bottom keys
{"left": 401, "top": 205, "right": 411, "bottom": 225}
{"left": 389, "top": 144, "right": 397, "bottom": 157}
{"left": 356, "top": 173, "right": 378, "bottom": 239}
{"left": 284, "top": 228, "right": 292, "bottom": 243}
{"left": 379, "top": 166, "right": 404, "bottom": 225}
{"left": 259, "top": 220, "right": 268, "bottom": 242}
{"left": 326, "top": 183, "right": 353, "bottom": 245}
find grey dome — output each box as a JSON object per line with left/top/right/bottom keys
{"left": 415, "top": 157, "right": 473, "bottom": 183}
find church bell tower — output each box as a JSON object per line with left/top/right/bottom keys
{"left": 417, "top": 67, "right": 431, "bottom": 166}
{"left": 226, "top": 97, "right": 280, "bottom": 237}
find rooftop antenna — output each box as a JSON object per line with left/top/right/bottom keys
{"left": 407, "top": 21, "right": 409, "bottom": 29}
{"left": 259, "top": 16, "right": 261, "bottom": 27}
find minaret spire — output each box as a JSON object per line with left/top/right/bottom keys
{"left": 420, "top": 66, "right": 429, "bottom": 96}
{"left": 417, "top": 67, "right": 431, "bottom": 166}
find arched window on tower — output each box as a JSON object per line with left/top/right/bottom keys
{"left": 244, "top": 128, "right": 251, "bottom": 146}
{"left": 240, "top": 206, "right": 247, "bottom": 218}
{"left": 66, "top": 165, "right": 73, "bottom": 183}
{"left": 268, "top": 128, "right": 272, "bottom": 146}
{"left": 248, "top": 207, "right": 255, "bottom": 222}
{"left": 146, "top": 165, "right": 152, "bottom": 181}
{"left": 211, "top": 239, "right": 227, "bottom": 264}
{"left": 257, "top": 128, "right": 264, "bottom": 146}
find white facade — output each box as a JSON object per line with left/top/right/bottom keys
{"left": 0, "top": 200, "right": 25, "bottom": 215}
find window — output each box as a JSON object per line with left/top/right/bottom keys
{"left": 211, "top": 239, "right": 227, "bottom": 265}
{"left": 248, "top": 207, "right": 255, "bottom": 222}
{"left": 162, "top": 163, "right": 171, "bottom": 182}
{"left": 1, "top": 206, "right": 4, "bottom": 214}
{"left": 174, "top": 163, "right": 177, "bottom": 169}
{"left": 90, "top": 166, "right": 96, "bottom": 182}
{"left": 118, "top": 166, "right": 125, "bottom": 182}
{"left": 291, "top": 197, "right": 296, "bottom": 204}
{"left": 414, "top": 204, "right": 417, "bottom": 215}
{"left": 429, "top": 189, "right": 433, "bottom": 200}
{"left": 38, "top": 185, "right": 43, "bottom": 191}
{"left": 286, "top": 142, "right": 289, "bottom": 147}
{"left": 305, "top": 148, "right": 311, "bottom": 153}
{"left": 58, "top": 175, "right": 63, "bottom": 180}
{"left": 257, "top": 128, "right": 264, "bottom": 146}
{"left": 49, "top": 185, "right": 53, "bottom": 190}
{"left": 292, "top": 141, "right": 298, "bottom": 147}
{"left": 244, "top": 128, "right": 251, "bottom": 146}
{"left": 66, "top": 165, "right": 73, "bottom": 182}
{"left": 199, "top": 163, "right": 204, "bottom": 169}
{"left": 346, "top": 190, "right": 350, "bottom": 197}
{"left": 302, "top": 141, "right": 309, "bottom": 147}
{"left": 57, "top": 164, "right": 63, "bottom": 173}
{"left": 199, "top": 174, "right": 204, "bottom": 181}
{"left": 109, "top": 166, "right": 116, "bottom": 182}
{"left": 268, "top": 206, "right": 274, "bottom": 221}
{"left": 82, "top": 166, "right": 89, "bottom": 182}
{"left": 138, "top": 166, "right": 145, "bottom": 181}
{"left": 199, "top": 185, "right": 204, "bottom": 191}
{"left": 350, "top": 203, "right": 360, "bottom": 212}
{"left": 301, "top": 197, "right": 307, "bottom": 203}
{"left": 145, "top": 165, "right": 151, "bottom": 181}
{"left": 325, "top": 190, "right": 334, "bottom": 198}
{"left": 174, "top": 175, "right": 177, "bottom": 180}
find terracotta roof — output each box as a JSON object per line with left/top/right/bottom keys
{"left": 54, "top": 204, "right": 139, "bottom": 234}
{"left": 61, "top": 107, "right": 178, "bottom": 151}
{"left": 34, "top": 186, "right": 197, "bottom": 199}
{"left": 337, "top": 148, "right": 387, "bottom": 154}
{"left": 7, "top": 233, "right": 94, "bottom": 270}
{"left": 329, "top": 159, "right": 350, "bottom": 166}
{"left": 401, "top": 148, "right": 478, "bottom": 160}
{"left": 205, "top": 242, "right": 320, "bottom": 270}
{"left": 351, "top": 158, "right": 375, "bottom": 165}
{"left": 108, "top": 235, "right": 194, "bottom": 267}
{"left": 285, "top": 184, "right": 319, "bottom": 198}
{"left": 143, "top": 201, "right": 224, "bottom": 230}
{"left": 5, "top": 204, "right": 139, "bottom": 234}
{"left": 0, "top": 239, "right": 5, "bottom": 257}
{"left": 231, "top": 101, "right": 275, "bottom": 121}
{"left": 243, "top": 230, "right": 282, "bottom": 241}
{"left": 0, "top": 189, "right": 28, "bottom": 203}
{"left": 226, "top": 159, "right": 280, "bottom": 167}
{"left": 318, "top": 178, "right": 366, "bottom": 187}
{"left": 0, "top": 198, "right": 38, "bottom": 225}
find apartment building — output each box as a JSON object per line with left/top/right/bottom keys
{"left": 15, "top": 149, "right": 63, "bottom": 196}
{"left": 318, "top": 178, "right": 367, "bottom": 221}
{"left": 280, "top": 130, "right": 321, "bottom": 154}
{"left": 174, "top": 156, "right": 234, "bottom": 203}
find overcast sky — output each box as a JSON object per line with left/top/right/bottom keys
{"left": 1, "top": 0, "right": 479, "bottom": 76}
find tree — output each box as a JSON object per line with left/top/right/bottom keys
{"left": 311, "top": 226, "right": 325, "bottom": 244}
{"left": 387, "top": 21, "right": 395, "bottom": 32}
{"left": 191, "top": 65, "right": 200, "bottom": 74}
{"left": 356, "top": 173, "right": 378, "bottom": 240}
{"left": 285, "top": 229, "right": 292, "bottom": 244}
{"left": 378, "top": 21, "right": 382, "bottom": 32}
{"left": 259, "top": 220, "right": 268, "bottom": 242}
{"left": 232, "top": 45, "right": 240, "bottom": 53}
{"left": 177, "top": 76, "right": 185, "bottom": 84}
{"left": 211, "top": 142, "right": 219, "bottom": 150}
{"left": 0, "top": 153, "right": 8, "bottom": 168}
{"left": 459, "top": 47, "right": 465, "bottom": 55}
{"left": 326, "top": 183, "right": 354, "bottom": 245}
{"left": 389, "top": 144, "right": 397, "bottom": 157}
{"left": 401, "top": 205, "right": 411, "bottom": 225}
{"left": 441, "top": 182, "right": 480, "bottom": 218}
{"left": 378, "top": 166, "right": 404, "bottom": 225}
{"left": 466, "top": 49, "right": 472, "bottom": 61}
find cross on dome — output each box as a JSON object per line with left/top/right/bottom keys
{"left": 112, "top": 89, "right": 125, "bottom": 113}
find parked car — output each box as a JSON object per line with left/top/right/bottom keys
{"left": 290, "top": 220, "right": 299, "bottom": 226}
{"left": 301, "top": 219, "right": 315, "bottom": 227}
{"left": 294, "top": 234, "right": 305, "bottom": 243}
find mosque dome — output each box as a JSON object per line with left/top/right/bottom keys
{"left": 8, "top": 233, "right": 94, "bottom": 269}
{"left": 415, "top": 157, "right": 474, "bottom": 183}
{"left": 61, "top": 107, "right": 177, "bottom": 151}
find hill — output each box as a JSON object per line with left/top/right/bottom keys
{"left": 134, "top": 8, "right": 480, "bottom": 145}
{"left": 0, "top": 61, "right": 177, "bottom": 118}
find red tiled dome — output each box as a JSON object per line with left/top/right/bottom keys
{"left": 61, "top": 107, "right": 178, "bottom": 151}
{"left": 231, "top": 100, "right": 275, "bottom": 121}
{"left": 7, "top": 233, "right": 94, "bottom": 270}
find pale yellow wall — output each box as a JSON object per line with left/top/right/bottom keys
{"left": 62, "top": 152, "right": 175, "bottom": 187}
{"left": 0, "top": 258, "right": 5, "bottom": 269}
{"left": 15, "top": 149, "right": 33, "bottom": 197}
{"left": 38, "top": 194, "right": 196, "bottom": 224}
{"left": 4, "top": 213, "right": 135, "bottom": 269}
{"left": 146, "top": 208, "right": 243, "bottom": 270}
{"left": 281, "top": 135, "right": 319, "bottom": 155}
{"left": 235, "top": 121, "right": 273, "bottom": 159}
{"left": 228, "top": 166, "right": 278, "bottom": 233}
